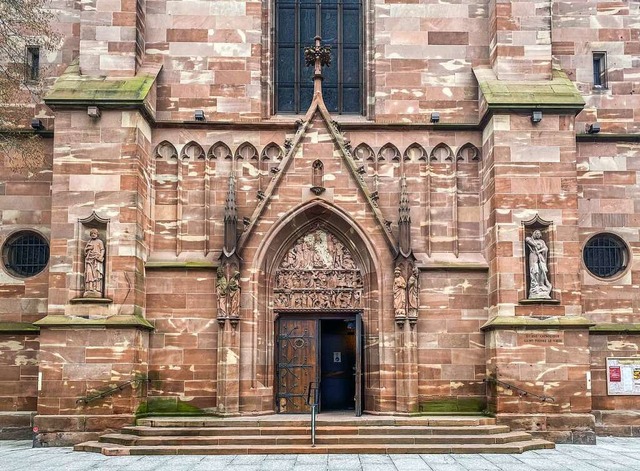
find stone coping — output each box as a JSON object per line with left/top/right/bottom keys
{"left": 481, "top": 316, "right": 595, "bottom": 331}
{"left": 34, "top": 315, "right": 154, "bottom": 330}
{"left": 69, "top": 297, "right": 113, "bottom": 304}
{"left": 589, "top": 323, "right": 640, "bottom": 334}
{"left": 417, "top": 252, "right": 489, "bottom": 271}
{"left": 519, "top": 298, "right": 561, "bottom": 305}
{"left": 44, "top": 59, "right": 160, "bottom": 114}
{"left": 576, "top": 133, "right": 640, "bottom": 142}
{"left": 145, "top": 261, "right": 218, "bottom": 269}
{"left": 474, "top": 67, "right": 585, "bottom": 111}
{"left": 137, "top": 413, "right": 496, "bottom": 427}
{"left": 0, "top": 322, "right": 40, "bottom": 334}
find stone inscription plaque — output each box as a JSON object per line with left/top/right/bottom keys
{"left": 522, "top": 332, "right": 563, "bottom": 345}
{"left": 606, "top": 357, "right": 640, "bottom": 396}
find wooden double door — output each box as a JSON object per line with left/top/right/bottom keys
{"left": 276, "top": 314, "right": 363, "bottom": 415}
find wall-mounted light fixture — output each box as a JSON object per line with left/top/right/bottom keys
{"left": 430, "top": 112, "right": 440, "bottom": 123}
{"left": 87, "top": 106, "right": 101, "bottom": 119}
{"left": 531, "top": 110, "right": 542, "bottom": 123}
{"left": 194, "top": 110, "right": 206, "bottom": 121}
{"left": 587, "top": 123, "right": 601, "bottom": 134}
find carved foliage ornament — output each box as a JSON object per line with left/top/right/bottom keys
{"left": 274, "top": 229, "right": 363, "bottom": 310}
{"left": 304, "top": 45, "right": 331, "bottom": 68}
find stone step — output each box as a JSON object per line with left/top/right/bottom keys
{"left": 122, "top": 425, "right": 310, "bottom": 436}
{"left": 122, "top": 424, "right": 511, "bottom": 437}
{"left": 135, "top": 416, "right": 496, "bottom": 428}
{"left": 99, "top": 431, "right": 534, "bottom": 447}
{"left": 74, "top": 439, "right": 554, "bottom": 456}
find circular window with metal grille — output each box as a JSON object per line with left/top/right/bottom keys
{"left": 583, "top": 233, "right": 628, "bottom": 279}
{"left": 2, "top": 231, "right": 50, "bottom": 278}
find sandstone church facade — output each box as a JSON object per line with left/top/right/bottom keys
{"left": 1, "top": 0, "right": 639, "bottom": 446}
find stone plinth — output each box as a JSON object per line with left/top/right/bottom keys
{"left": 483, "top": 317, "right": 595, "bottom": 443}
{"left": 33, "top": 319, "right": 150, "bottom": 446}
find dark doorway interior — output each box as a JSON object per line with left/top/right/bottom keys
{"left": 320, "top": 319, "right": 356, "bottom": 411}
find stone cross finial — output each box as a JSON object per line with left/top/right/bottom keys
{"left": 304, "top": 36, "right": 331, "bottom": 95}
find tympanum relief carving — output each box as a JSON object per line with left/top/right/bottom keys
{"left": 273, "top": 229, "right": 363, "bottom": 310}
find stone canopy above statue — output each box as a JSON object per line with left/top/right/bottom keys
{"left": 273, "top": 228, "right": 363, "bottom": 311}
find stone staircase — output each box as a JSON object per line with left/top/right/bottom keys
{"left": 74, "top": 414, "right": 554, "bottom": 455}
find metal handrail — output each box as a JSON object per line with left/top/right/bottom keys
{"left": 305, "top": 381, "right": 320, "bottom": 446}
{"left": 484, "top": 376, "right": 555, "bottom": 403}
{"left": 76, "top": 377, "right": 149, "bottom": 405}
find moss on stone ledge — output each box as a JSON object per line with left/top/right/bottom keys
{"left": 474, "top": 67, "right": 585, "bottom": 111}
{"left": 590, "top": 323, "right": 640, "bottom": 334}
{"left": 44, "top": 59, "right": 159, "bottom": 106}
{"left": 481, "top": 316, "right": 595, "bottom": 331}
{"left": 418, "top": 397, "right": 486, "bottom": 414}
{"left": 145, "top": 261, "right": 217, "bottom": 269}
{"left": 33, "top": 315, "right": 154, "bottom": 330}
{"left": 0, "top": 322, "right": 40, "bottom": 334}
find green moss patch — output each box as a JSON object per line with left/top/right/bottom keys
{"left": 45, "top": 59, "right": 160, "bottom": 106}
{"left": 590, "top": 323, "right": 640, "bottom": 334}
{"left": 0, "top": 322, "right": 40, "bottom": 334}
{"left": 145, "top": 261, "right": 217, "bottom": 269}
{"left": 481, "top": 316, "right": 594, "bottom": 331}
{"left": 418, "top": 397, "right": 486, "bottom": 414}
{"left": 34, "top": 315, "right": 154, "bottom": 330}
{"left": 474, "top": 67, "right": 585, "bottom": 111}
{"left": 136, "top": 397, "right": 209, "bottom": 417}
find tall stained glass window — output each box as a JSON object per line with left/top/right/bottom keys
{"left": 275, "top": 0, "right": 362, "bottom": 114}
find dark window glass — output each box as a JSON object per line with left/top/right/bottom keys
{"left": 2, "top": 231, "right": 49, "bottom": 278}
{"left": 593, "top": 52, "right": 607, "bottom": 89}
{"left": 26, "top": 46, "right": 40, "bottom": 81}
{"left": 583, "top": 234, "right": 626, "bottom": 278}
{"left": 275, "top": 0, "right": 362, "bottom": 114}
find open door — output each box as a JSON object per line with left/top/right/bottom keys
{"left": 276, "top": 318, "right": 318, "bottom": 413}
{"left": 355, "top": 312, "right": 363, "bottom": 416}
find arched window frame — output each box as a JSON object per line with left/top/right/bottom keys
{"left": 273, "top": 0, "right": 364, "bottom": 115}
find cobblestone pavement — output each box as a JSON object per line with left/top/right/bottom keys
{"left": 2, "top": 438, "right": 640, "bottom": 471}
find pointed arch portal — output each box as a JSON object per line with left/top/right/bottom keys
{"left": 274, "top": 225, "right": 364, "bottom": 415}
{"left": 250, "top": 200, "right": 380, "bottom": 416}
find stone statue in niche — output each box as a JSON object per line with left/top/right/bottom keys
{"left": 228, "top": 271, "right": 241, "bottom": 318}
{"left": 407, "top": 267, "right": 419, "bottom": 321}
{"left": 216, "top": 266, "right": 228, "bottom": 319}
{"left": 393, "top": 267, "right": 407, "bottom": 320}
{"left": 526, "top": 229, "right": 552, "bottom": 299}
{"left": 83, "top": 228, "right": 105, "bottom": 297}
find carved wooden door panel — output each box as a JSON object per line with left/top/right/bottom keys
{"left": 276, "top": 318, "right": 317, "bottom": 413}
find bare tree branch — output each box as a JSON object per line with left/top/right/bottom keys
{"left": 0, "top": 0, "right": 61, "bottom": 171}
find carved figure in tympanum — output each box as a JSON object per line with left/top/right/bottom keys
{"left": 273, "top": 229, "right": 363, "bottom": 310}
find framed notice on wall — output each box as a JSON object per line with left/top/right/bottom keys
{"left": 606, "top": 357, "right": 640, "bottom": 396}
